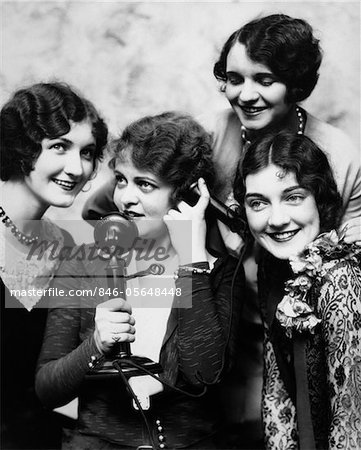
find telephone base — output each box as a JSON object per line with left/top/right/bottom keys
{"left": 86, "top": 355, "right": 163, "bottom": 380}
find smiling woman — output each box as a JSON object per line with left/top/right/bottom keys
{"left": 244, "top": 164, "right": 321, "bottom": 260}
{"left": 233, "top": 131, "right": 361, "bottom": 449}
{"left": 224, "top": 42, "right": 290, "bottom": 135}
{"left": 25, "top": 120, "right": 97, "bottom": 209}
{"left": 0, "top": 82, "right": 108, "bottom": 449}
{"left": 207, "top": 16, "right": 361, "bottom": 444}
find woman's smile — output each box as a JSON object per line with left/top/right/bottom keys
{"left": 240, "top": 105, "right": 268, "bottom": 116}
{"left": 225, "top": 43, "right": 290, "bottom": 131}
{"left": 245, "top": 164, "right": 320, "bottom": 259}
{"left": 51, "top": 178, "right": 78, "bottom": 191}
{"left": 266, "top": 229, "right": 300, "bottom": 242}
{"left": 24, "top": 120, "right": 96, "bottom": 208}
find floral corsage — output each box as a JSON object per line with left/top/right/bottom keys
{"left": 276, "top": 229, "right": 361, "bottom": 338}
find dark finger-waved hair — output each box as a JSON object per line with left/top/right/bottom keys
{"left": 214, "top": 14, "right": 322, "bottom": 103}
{"left": 233, "top": 131, "right": 343, "bottom": 233}
{"left": 108, "top": 111, "right": 215, "bottom": 205}
{"left": 1, "top": 82, "right": 108, "bottom": 181}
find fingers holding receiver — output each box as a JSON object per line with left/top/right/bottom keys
{"left": 94, "top": 298, "right": 135, "bottom": 354}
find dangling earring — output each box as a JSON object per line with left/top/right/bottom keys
{"left": 82, "top": 166, "right": 98, "bottom": 192}
{"left": 89, "top": 169, "right": 98, "bottom": 181}
{"left": 82, "top": 181, "right": 92, "bottom": 193}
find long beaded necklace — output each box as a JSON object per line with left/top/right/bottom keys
{"left": 0, "top": 206, "right": 39, "bottom": 246}
{"left": 241, "top": 105, "right": 306, "bottom": 146}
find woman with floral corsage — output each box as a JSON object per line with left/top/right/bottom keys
{"left": 0, "top": 82, "right": 108, "bottom": 449}
{"left": 233, "top": 131, "right": 361, "bottom": 450}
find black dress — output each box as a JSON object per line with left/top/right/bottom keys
{"left": 1, "top": 281, "right": 63, "bottom": 449}
{"left": 1, "top": 227, "right": 74, "bottom": 450}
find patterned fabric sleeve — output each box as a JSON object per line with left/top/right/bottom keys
{"left": 317, "top": 259, "right": 361, "bottom": 449}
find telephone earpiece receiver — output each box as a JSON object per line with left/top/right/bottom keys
{"left": 181, "top": 184, "right": 246, "bottom": 235}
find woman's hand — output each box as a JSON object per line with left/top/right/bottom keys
{"left": 340, "top": 217, "right": 361, "bottom": 246}
{"left": 93, "top": 298, "right": 136, "bottom": 354}
{"left": 164, "top": 178, "right": 210, "bottom": 265}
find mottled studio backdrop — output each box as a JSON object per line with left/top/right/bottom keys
{"left": 1, "top": 1, "right": 360, "bottom": 240}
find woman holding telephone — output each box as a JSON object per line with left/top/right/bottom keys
{"left": 35, "top": 112, "right": 244, "bottom": 449}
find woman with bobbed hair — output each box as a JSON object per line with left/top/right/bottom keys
{"left": 210, "top": 13, "right": 360, "bottom": 218}
{"left": 108, "top": 111, "right": 216, "bottom": 205}
{"left": 233, "top": 131, "right": 361, "bottom": 449}
{"left": 0, "top": 82, "right": 108, "bottom": 449}
{"left": 206, "top": 14, "right": 361, "bottom": 445}
{"left": 233, "top": 133, "right": 343, "bottom": 236}
{"left": 213, "top": 14, "right": 322, "bottom": 105}
{"left": 1, "top": 82, "right": 107, "bottom": 182}
{"left": 36, "top": 111, "right": 243, "bottom": 449}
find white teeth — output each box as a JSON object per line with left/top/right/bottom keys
{"left": 242, "top": 107, "right": 266, "bottom": 113}
{"left": 53, "top": 179, "right": 76, "bottom": 190}
{"left": 271, "top": 231, "right": 298, "bottom": 240}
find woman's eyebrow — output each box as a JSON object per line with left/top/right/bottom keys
{"left": 83, "top": 142, "right": 96, "bottom": 147}
{"left": 254, "top": 71, "right": 274, "bottom": 76}
{"left": 283, "top": 185, "right": 303, "bottom": 194}
{"left": 49, "top": 137, "right": 72, "bottom": 144}
{"left": 134, "top": 176, "right": 158, "bottom": 184}
{"left": 226, "top": 70, "right": 242, "bottom": 76}
{"left": 245, "top": 192, "right": 267, "bottom": 199}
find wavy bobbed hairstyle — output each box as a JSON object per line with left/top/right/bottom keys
{"left": 1, "top": 82, "right": 108, "bottom": 181}
{"left": 233, "top": 131, "right": 343, "bottom": 234}
{"left": 214, "top": 14, "right": 322, "bottom": 103}
{"left": 108, "top": 112, "right": 215, "bottom": 205}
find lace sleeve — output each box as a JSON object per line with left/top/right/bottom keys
{"left": 317, "top": 259, "right": 361, "bottom": 449}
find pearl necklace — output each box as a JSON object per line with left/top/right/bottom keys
{"left": 0, "top": 206, "right": 39, "bottom": 246}
{"left": 241, "top": 105, "right": 305, "bottom": 146}
{"left": 295, "top": 105, "right": 305, "bottom": 135}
